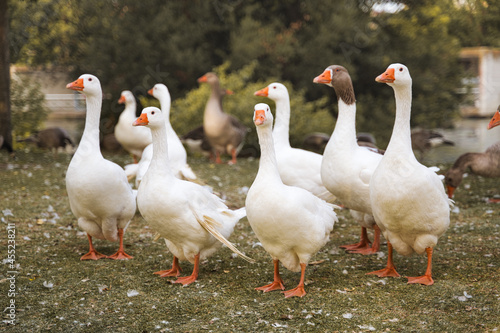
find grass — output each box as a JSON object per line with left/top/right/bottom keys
{"left": 0, "top": 150, "right": 499, "bottom": 332}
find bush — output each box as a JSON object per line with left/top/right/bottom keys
{"left": 10, "top": 74, "right": 49, "bottom": 148}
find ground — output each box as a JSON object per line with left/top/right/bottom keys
{"left": 0, "top": 150, "right": 499, "bottom": 332}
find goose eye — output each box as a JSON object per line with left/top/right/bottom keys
{"left": 151, "top": 111, "right": 155, "bottom": 115}
{"left": 336, "top": 68, "right": 340, "bottom": 72}
{"left": 399, "top": 68, "right": 403, "bottom": 72}
{"left": 273, "top": 86, "right": 276, "bottom": 89}
{"left": 88, "top": 77, "right": 92, "bottom": 81}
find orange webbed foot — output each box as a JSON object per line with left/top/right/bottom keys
{"left": 340, "top": 242, "right": 371, "bottom": 251}
{"left": 348, "top": 246, "right": 378, "bottom": 255}
{"left": 172, "top": 275, "right": 197, "bottom": 286}
{"left": 366, "top": 267, "right": 401, "bottom": 278}
{"left": 80, "top": 250, "right": 107, "bottom": 261}
{"left": 283, "top": 285, "right": 306, "bottom": 298}
{"left": 107, "top": 250, "right": 133, "bottom": 260}
{"left": 407, "top": 275, "right": 434, "bottom": 286}
{"left": 154, "top": 267, "right": 181, "bottom": 277}
{"left": 255, "top": 279, "right": 285, "bottom": 292}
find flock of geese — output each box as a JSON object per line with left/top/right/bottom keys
{"left": 64, "top": 63, "right": 500, "bottom": 298}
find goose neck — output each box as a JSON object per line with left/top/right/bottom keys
{"left": 330, "top": 99, "right": 358, "bottom": 147}
{"left": 149, "top": 125, "right": 173, "bottom": 177}
{"left": 256, "top": 125, "right": 282, "bottom": 182}
{"left": 80, "top": 93, "right": 103, "bottom": 151}
{"left": 386, "top": 85, "right": 413, "bottom": 154}
{"left": 272, "top": 98, "right": 291, "bottom": 148}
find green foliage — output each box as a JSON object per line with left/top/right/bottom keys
{"left": 9, "top": 0, "right": 497, "bottom": 148}
{"left": 168, "top": 61, "right": 334, "bottom": 152}
{"left": 10, "top": 74, "right": 49, "bottom": 146}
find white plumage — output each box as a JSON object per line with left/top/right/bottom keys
{"left": 313, "top": 65, "right": 383, "bottom": 254}
{"left": 369, "top": 63, "right": 451, "bottom": 285}
{"left": 135, "top": 106, "right": 252, "bottom": 286}
{"left": 66, "top": 74, "right": 136, "bottom": 261}
{"left": 254, "top": 82, "right": 335, "bottom": 203}
{"left": 246, "top": 103, "right": 337, "bottom": 298}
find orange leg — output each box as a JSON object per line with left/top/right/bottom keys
{"left": 341, "top": 227, "right": 371, "bottom": 251}
{"left": 154, "top": 256, "right": 182, "bottom": 277}
{"left": 215, "top": 151, "right": 222, "bottom": 164}
{"left": 349, "top": 225, "right": 381, "bottom": 255}
{"left": 229, "top": 148, "right": 237, "bottom": 165}
{"left": 107, "top": 229, "right": 133, "bottom": 260}
{"left": 407, "top": 247, "right": 434, "bottom": 286}
{"left": 256, "top": 259, "right": 285, "bottom": 292}
{"left": 80, "top": 234, "right": 107, "bottom": 260}
{"left": 172, "top": 253, "right": 200, "bottom": 286}
{"left": 284, "top": 263, "right": 307, "bottom": 298}
{"left": 366, "top": 241, "right": 400, "bottom": 278}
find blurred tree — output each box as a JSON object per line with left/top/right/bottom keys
{"left": 0, "top": 0, "right": 13, "bottom": 152}
{"left": 8, "top": 0, "right": 485, "bottom": 149}
{"left": 449, "top": 0, "right": 500, "bottom": 48}
{"left": 10, "top": 74, "right": 49, "bottom": 147}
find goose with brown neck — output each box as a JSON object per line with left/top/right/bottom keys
{"left": 445, "top": 142, "right": 500, "bottom": 199}
{"left": 313, "top": 65, "right": 382, "bottom": 255}
{"left": 198, "top": 72, "right": 247, "bottom": 164}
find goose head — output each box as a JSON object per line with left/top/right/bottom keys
{"left": 197, "top": 72, "right": 219, "bottom": 86}
{"left": 66, "top": 74, "right": 101, "bottom": 95}
{"left": 148, "top": 83, "right": 170, "bottom": 99}
{"left": 376, "top": 63, "right": 412, "bottom": 87}
{"left": 313, "top": 65, "right": 355, "bottom": 105}
{"left": 254, "top": 82, "right": 289, "bottom": 102}
{"left": 133, "top": 107, "right": 164, "bottom": 129}
{"left": 118, "top": 90, "right": 134, "bottom": 104}
{"left": 487, "top": 105, "right": 500, "bottom": 130}
{"left": 254, "top": 103, "right": 273, "bottom": 128}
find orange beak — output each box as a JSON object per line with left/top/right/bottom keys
{"left": 133, "top": 113, "right": 149, "bottom": 126}
{"left": 446, "top": 185, "right": 456, "bottom": 199}
{"left": 376, "top": 68, "right": 395, "bottom": 83}
{"left": 254, "top": 86, "right": 269, "bottom": 97}
{"left": 147, "top": 88, "right": 154, "bottom": 96}
{"left": 118, "top": 95, "right": 126, "bottom": 104}
{"left": 66, "top": 78, "right": 84, "bottom": 91}
{"left": 313, "top": 69, "right": 332, "bottom": 84}
{"left": 487, "top": 109, "right": 500, "bottom": 130}
{"left": 197, "top": 75, "right": 207, "bottom": 83}
{"left": 254, "top": 109, "right": 265, "bottom": 126}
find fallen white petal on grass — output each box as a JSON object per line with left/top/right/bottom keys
{"left": 358, "top": 325, "right": 376, "bottom": 331}
{"left": 98, "top": 285, "right": 108, "bottom": 293}
{"left": 343, "top": 313, "right": 353, "bottom": 319}
{"left": 271, "top": 323, "right": 288, "bottom": 328}
{"left": 464, "top": 291, "right": 472, "bottom": 299}
{"left": 2, "top": 209, "right": 13, "bottom": 217}
{"left": 342, "top": 269, "right": 348, "bottom": 275}
{"left": 23, "top": 236, "right": 31, "bottom": 241}
{"left": 451, "top": 206, "right": 460, "bottom": 214}
{"left": 43, "top": 232, "right": 51, "bottom": 239}
{"left": 127, "top": 289, "right": 139, "bottom": 297}
{"left": 43, "top": 281, "right": 54, "bottom": 288}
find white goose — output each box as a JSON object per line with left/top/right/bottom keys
{"left": 66, "top": 74, "right": 136, "bottom": 260}
{"left": 369, "top": 63, "right": 451, "bottom": 285}
{"left": 135, "top": 84, "right": 196, "bottom": 186}
{"left": 114, "top": 90, "right": 152, "bottom": 162}
{"left": 134, "top": 107, "right": 253, "bottom": 286}
{"left": 254, "top": 82, "right": 336, "bottom": 203}
{"left": 313, "top": 65, "right": 382, "bottom": 255}
{"left": 246, "top": 103, "right": 337, "bottom": 298}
